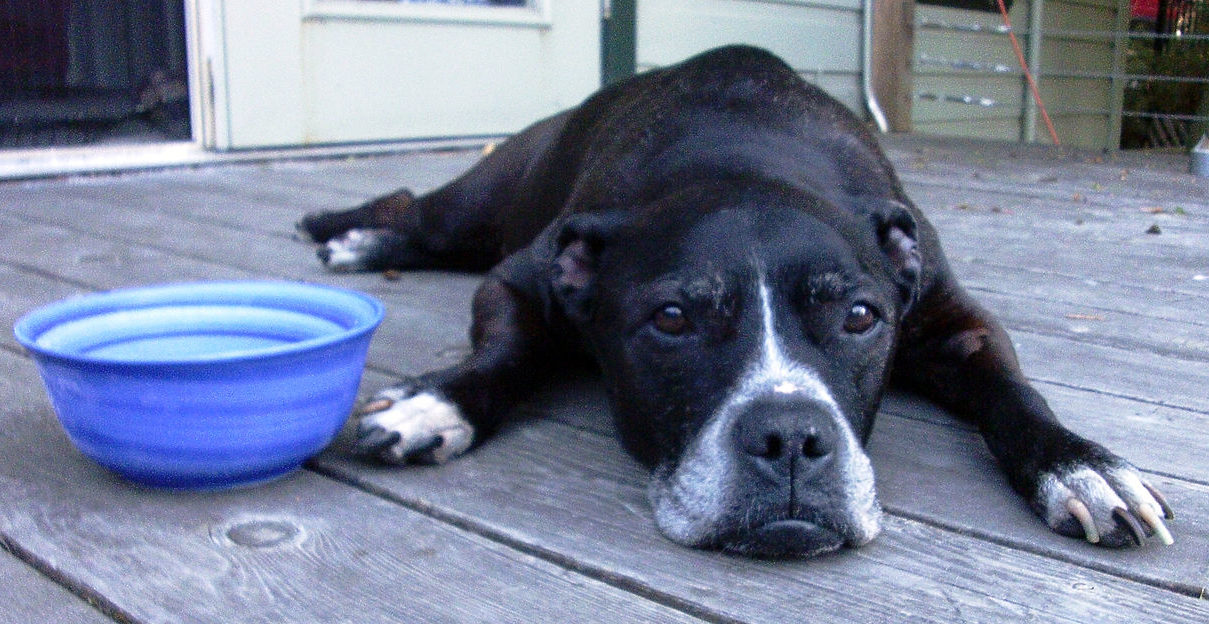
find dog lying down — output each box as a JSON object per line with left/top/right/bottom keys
{"left": 298, "top": 46, "right": 1173, "bottom": 557}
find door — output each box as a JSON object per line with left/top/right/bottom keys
{"left": 196, "top": 0, "right": 600, "bottom": 149}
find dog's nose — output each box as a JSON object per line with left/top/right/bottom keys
{"left": 734, "top": 397, "right": 838, "bottom": 478}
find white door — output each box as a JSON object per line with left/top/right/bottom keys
{"left": 193, "top": 1, "right": 600, "bottom": 149}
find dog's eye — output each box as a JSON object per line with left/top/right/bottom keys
{"left": 843, "top": 303, "right": 878, "bottom": 334}
{"left": 652, "top": 304, "right": 690, "bottom": 336}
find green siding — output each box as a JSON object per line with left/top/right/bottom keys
{"left": 913, "top": 0, "right": 1128, "bottom": 148}
{"left": 636, "top": 0, "right": 866, "bottom": 116}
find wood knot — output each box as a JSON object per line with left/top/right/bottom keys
{"left": 222, "top": 518, "right": 304, "bottom": 549}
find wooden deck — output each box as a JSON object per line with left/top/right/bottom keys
{"left": 0, "top": 135, "right": 1206, "bottom": 623}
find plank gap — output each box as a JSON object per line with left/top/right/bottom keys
{"left": 0, "top": 257, "right": 102, "bottom": 293}
{"left": 0, "top": 210, "right": 282, "bottom": 283}
{"left": 884, "top": 505, "right": 1206, "bottom": 600}
{"left": 882, "top": 406, "right": 1209, "bottom": 488}
{"left": 960, "top": 259, "right": 1209, "bottom": 308}
{"left": 1026, "top": 376, "right": 1209, "bottom": 418}
{"left": 966, "top": 284, "right": 1209, "bottom": 332}
{"left": 0, "top": 533, "right": 138, "bottom": 624}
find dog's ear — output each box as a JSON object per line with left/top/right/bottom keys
{"left": 551, "top": 210, "right": 628, "bottom": 324}
{"left": 868, "top": 199, "right": 922, "bottom": 314}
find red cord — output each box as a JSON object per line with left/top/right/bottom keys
{"left": 997, "top": 0, "right": 1061, "bottom": 145}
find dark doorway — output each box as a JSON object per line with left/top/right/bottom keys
{"left": 0, "top": 0, "right": 190, "bottom": 149}
{"left": 601, "top": 0, "right": 636, "bottom": 86}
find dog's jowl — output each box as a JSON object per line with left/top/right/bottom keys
{"left": 299, "top": 46, "right": 1172, "bottom": 556}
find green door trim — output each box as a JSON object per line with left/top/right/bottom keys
{"left": 601, "top": 0, "right": 637, "bottom": 85}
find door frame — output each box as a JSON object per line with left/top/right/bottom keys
{"left": 601, "top": 0, "right": 637, "bottom": 85}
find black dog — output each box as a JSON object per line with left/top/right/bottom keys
{"left": 299, "top": 46, "right": 1173, "bottom": 557}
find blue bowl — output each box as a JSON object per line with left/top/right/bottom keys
{"left": 14, "top": 281, "right": 384, "bottom": 490}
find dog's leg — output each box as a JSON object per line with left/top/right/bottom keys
{"left": 894, "top": 276, "right": 1173, "bottom": 548}
{"left": 299, "top": 111, "right": 574, "bottom": 274}
{"left": 354, "top": 262, "right": 565, "bottom": 464}
{"left": 296, "top": 188, "right": 416, "bottom": 244}
{"left": 301, "top": 181, "right": 501, "bottom": 273}
{"left": 297, "top": 188, "right": 435, "bottom": 273}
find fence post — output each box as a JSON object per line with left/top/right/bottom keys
{"left": 1107, "top": 0, "right": 1130, "bottom": 150}
{"left": 872, "top": 0, "right": 915, "bottom": 132}
{"left": 1023, "top": 0, "right": 1044, "bottom": 143}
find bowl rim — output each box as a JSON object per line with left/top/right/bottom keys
{"left": 13, "top": 280, "right": 385, "bottom": 367}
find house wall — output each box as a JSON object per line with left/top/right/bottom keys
{"left": 635, "top": 0, "right": 867, "bottom": 116}
{"left": 913, "top": 0, "right": 1129, "bottom": 148}
{"left": 209, "top": 0, "right": 1125, "bottom": 150}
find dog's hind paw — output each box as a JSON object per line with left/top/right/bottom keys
{"left": 1034, "top": 459, "right": 1173, "bottom": 548}
{"left": 353, "top": 386, "right": 474, "bottom": 465}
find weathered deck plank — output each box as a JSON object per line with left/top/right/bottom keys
{"left": 881, "top": 134, "right": 1209, "bottom": 214}
{"left": 5, "top": 159, "right": 1207, "bottom": 381}
{"left": 313, "top": 418, "right": 1209, "bottom": 622}
{"left": 5, "top": 200, "right": 1206, "bottom": 484}
{"left": 0, "top": 351, "right": 704, "bottom": 624}
{"left": 881, "top": 388, "right": 1209, "bottom": 484}
{"left": 1, "top": 135, "right": 1206, "bottom": 622}
{"left": 508, "top": 377, "right": 1209, "bottom": 594}
{"left": 0, "top": 550, "right": 112, "bottom": 624}
{"left": 961, "top": 287, "right": 1209, "bottom": 362}
{"left": 918, "top": 209, "right": 1207, "bottom": 295}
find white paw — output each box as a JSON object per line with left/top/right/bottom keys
{"left": 1036, "top": 464, "right": 1173, "bottom": 547}
{"left": 354, "top": 388, "right": 474, "bottom": 464}
{"left": 319, "top": 228, "right": 382, "bottom": 272}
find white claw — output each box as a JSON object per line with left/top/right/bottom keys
{"left": 356, "top": 398, "right": 394, "bottom": 415}
{"left": 1136, "top": 504, "right": 1175, "bottom": 546}
{"left": 1065, "top": 498, "right": 1100, "bottom": 544}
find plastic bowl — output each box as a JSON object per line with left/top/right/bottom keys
{"left": 13, "top": 281, "right": 384, "bottom": 490}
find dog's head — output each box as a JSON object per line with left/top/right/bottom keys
{"left": 552, "top": 181, "right": 921, "bottom": 557}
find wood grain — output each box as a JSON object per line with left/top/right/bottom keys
{"left": 0, "top": 351, "right": 703, "bottom": 624}
{"left": 515, "top": 376, "right": 1209, "bottom": 593}
{"left": 314, "top": 416, "right": 1209, "bottom": 622}
{"left": 1, "top": 135, "right": 1205, "bottom": 622}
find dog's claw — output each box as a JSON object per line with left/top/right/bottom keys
{"left": 1111, "top": 506, "right": 1146, "bottom": 547}
{"left": 1065, "top": 498, "right": 1099, "bottom": 544}
{"left": 1142, "top": 479, "right": 1175, "bottom": 520}
{"left": 354, "top": 427, "right": 402, "bottom": 456}
{"left": 1135, "top": 504, "right": 1175, "bottom": 546}
{"left": 1037, "top": 460, "right": 1174, "bottom": 548}
{"left": 356, "top": 398, "right": 394, "bottom": 416}
{"left": 401, "top": 435, "right": 445, "bottom": 462}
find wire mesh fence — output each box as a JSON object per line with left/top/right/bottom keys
{"left": 915, "top": 0, "right": 1209, "bottom": 150}
{"left": 1123, "top": 0, "right": 1209, "bottom": 148}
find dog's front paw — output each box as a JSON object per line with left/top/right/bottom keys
{"left": 353, "top": 385, "right": 474, "bottom": 465}
{"left": 1033, "top": 454, "right": 1173, "bottom": 548}
{"left": 317, "top": 228, "right": 393, "bottom": 273}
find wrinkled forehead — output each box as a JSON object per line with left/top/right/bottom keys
{"left": 611, "top": 203, "right": 865, "bottom": 288}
